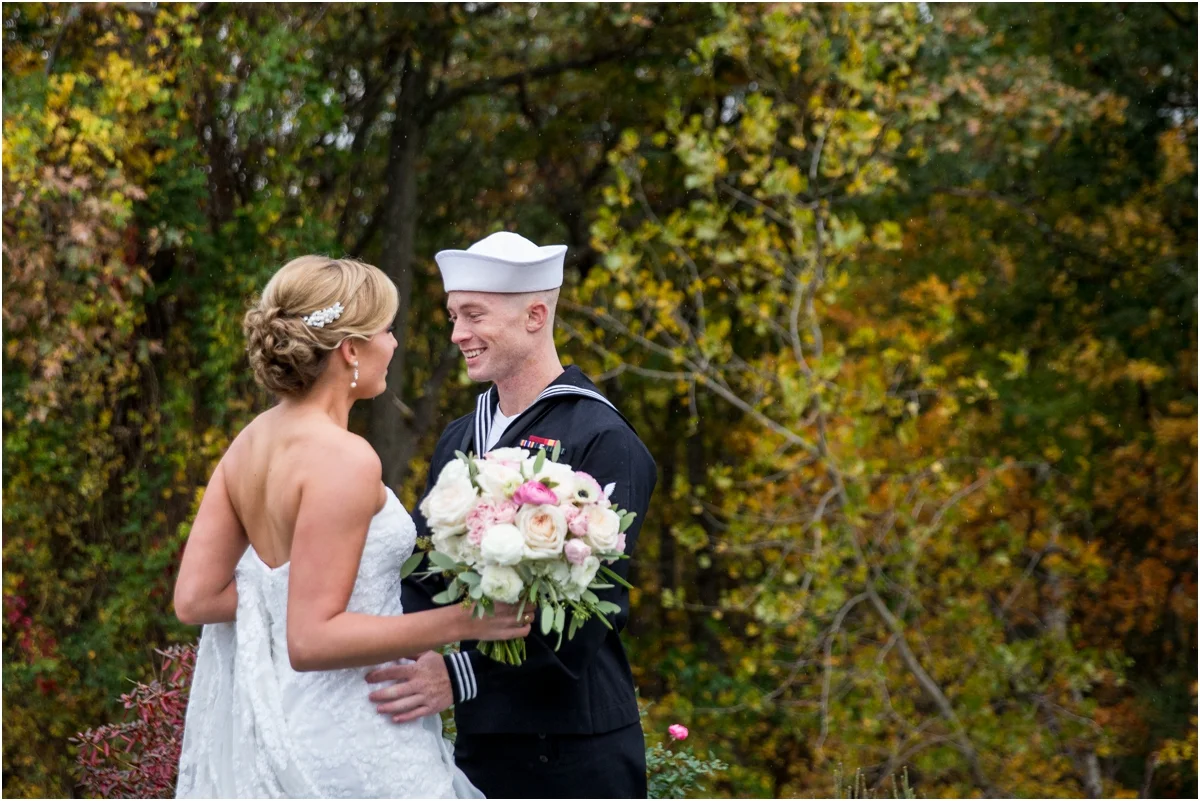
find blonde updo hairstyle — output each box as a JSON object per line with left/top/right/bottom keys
{"left": 244, "top": 255, "right": 399, "bottom": 397}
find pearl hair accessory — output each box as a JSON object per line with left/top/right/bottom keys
{"left": 302, "top": 302, "right": 344, "bottom": 328}
{"left": 351, "top": 361, "right": 359, "bottom": 389}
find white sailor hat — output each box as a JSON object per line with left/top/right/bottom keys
{"left": 435, "top": 231, "right": 567, "bottom": 293}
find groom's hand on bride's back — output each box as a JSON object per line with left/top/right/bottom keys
{"left": 365, "top": 608, "right": 529, "bottom": 723}
{"left": 366, "top": 651, "right": 454, "bottom": 724}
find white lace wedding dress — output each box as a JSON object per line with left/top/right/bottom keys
{"left": 176, "top": 488, "right": 482, "bottom": 798}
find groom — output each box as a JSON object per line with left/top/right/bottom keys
{"left": 367, "top": 231, "right": 657, "bottom": 798}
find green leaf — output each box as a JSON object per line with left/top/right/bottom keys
{"left": 618, "top": 511, "right": 637, "bottom": 533}
{"left": 581, "top": 590, "right": 600, "bottom": 605}
{"left": 428, "top": 551, "right": 459, "bottom": 571}
{"left": 533, "top": 448, "right": 546, "bottom": 474}
{"left": 595, "top": 600, "right": 621, "bottom": 616}
{"left": 568, "top": 612, "right": 581, "bottom": 640}
{"left": 599, "top": 565, "right": 633, "bottom": 589}
{"left": 540, "top": 604, "right": 555, "bottom": 636}
{"left": 399, "top": 551, "right": 425, "bottom": 579}
{"left": 554, "top": 605, "right": 566, "bottom": 633}
{"left": 432, "top": 579, "right": 464, "bottom": 605}
{"left": 551, "top": 440, "right": 562, "bottom": 462}
{"left": 458, "top": 571, "right": 481, "bottom": 586}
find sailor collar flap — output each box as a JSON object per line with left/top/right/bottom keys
{"left": 468, "top": 368, "right": 627, "bottom": 455}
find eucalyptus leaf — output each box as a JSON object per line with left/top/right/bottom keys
{"left": 540, "top": 605, "right": 554, "bottom": 636}
{"left": 399, "top": 552, "right": 425, "bottom": 579}
{"left": 428, "top": 551, "right": 459, "bottom": 571}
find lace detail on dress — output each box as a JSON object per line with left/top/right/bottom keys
{"left": 176, "top": 489, "right": 482, "bottom": 799}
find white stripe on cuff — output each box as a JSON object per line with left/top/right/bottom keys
{"left": 455, "top": 651, "right": 478, "bottom": 700}
{"left": 448, "top": 652, "right": 467, "bottom": 702}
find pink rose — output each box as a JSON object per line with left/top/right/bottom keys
{"left": 512, "top": 480, "right": 558, "bottom": 507}
{"left": 564, "top": 538, "right": 592, "bottom": 566}
{"left": 493, "top": 499, "right": 518, "bottom": 524}
{"left": 668, "top": 724, "right": 689, "bottom": 741}
{"left": 568, "top": 509, "right": 590, "bottom": 537}
{"left": 561, "top": 504, "right": 581, "bottom": 523}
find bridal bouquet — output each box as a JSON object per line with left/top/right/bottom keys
{"left": 404, "top": 444, "right": 635, "bottom": 665}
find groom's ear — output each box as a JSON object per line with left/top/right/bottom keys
{"left": 524, "top": 299, "right": 550, "bottom": 333}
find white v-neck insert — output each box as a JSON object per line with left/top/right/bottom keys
{"left": 485, "top": 405, "right": 516, "bottom": 451}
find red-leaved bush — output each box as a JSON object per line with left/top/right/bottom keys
{"left": 72, "top": 645, "right": 195, "bottom": 798}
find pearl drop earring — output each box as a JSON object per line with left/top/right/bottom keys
{"left": 351, "top": 361, "right": 359, "bottom": 389}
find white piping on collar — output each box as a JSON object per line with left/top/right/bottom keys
{"left": 472, "top": 383, "right": 617, "bottom": 454}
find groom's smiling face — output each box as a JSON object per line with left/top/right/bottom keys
{"left": 447, "top": 291, "right": 532, "bottom": 383}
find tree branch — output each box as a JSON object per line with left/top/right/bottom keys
{"left": 430, "top": 41, "right": 647, "bottom": 112}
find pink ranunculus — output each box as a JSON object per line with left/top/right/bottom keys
{"left": 668, "top": 724, "right": 689, "bottom": 741}
{"left": 564, "top": 538, "right": 593, "bottom": 566}
{"left": 512, "top": 480, "right": 558, "bottom": 507}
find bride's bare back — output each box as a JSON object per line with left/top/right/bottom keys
{"left": 221, "top": 406, "right": 385, "bottom": 569}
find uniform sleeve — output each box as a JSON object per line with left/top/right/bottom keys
{"left": 446, "top": 425, "right": 656, "bottom": 700}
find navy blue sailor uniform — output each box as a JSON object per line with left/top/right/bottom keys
{"left": 402, "top": 366, "right": 657, "bottom": 799}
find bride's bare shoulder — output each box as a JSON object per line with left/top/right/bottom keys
{"left": 296, "top": 425, "right": 382, "bottom": 483}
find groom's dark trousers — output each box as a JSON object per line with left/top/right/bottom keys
{"left": 454, "top": 725, "right": 647, "bottom": 799}
{"left": 403, "top": 367, "right": 657, "bottom": 798}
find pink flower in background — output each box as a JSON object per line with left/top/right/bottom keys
{"left": 512, "top": 480, "right": 558, "bottom": 506}
{"left": 564, "top": 538, "right": 593, "bottom": 566}
{"left": 668, "top": 724, "right": 689, "bottom": 741}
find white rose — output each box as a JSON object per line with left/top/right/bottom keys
{"left": 532, "top": 460, "right": 578, "bottom": 503}
{"left": 580, "top": 505, "right": 622, "bottom": 553}
{"left": 534, "top": 558, "right": 571, "bottom": 587}
{"left": 486, "top": 447, "right": 532, "bottom": 465}
{"left": 420, "top": 459, "right": 477, "bottom": 533}
{"left": 479, "top": 565, "right": 523, "bottom": 604}
{"left": 515, "top": 504, "right": 567, "bottom": 560}
{"left": 431, "top": 529, "right": 474, "bottom": 566}
{"left": 479, "top": 523, "right": 525, "bottom": 566}
{"left": 566, "top": 555, "right": 601, "bottom": 601}
{"left": 474, "top": 459, "right": 524, "bottom": 500}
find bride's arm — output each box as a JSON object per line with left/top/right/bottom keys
{"left": 174, "top": 460, "right": 247, "bottom": 624}
{"left": 286, "top": 436, "right": 529, "bottom": 673}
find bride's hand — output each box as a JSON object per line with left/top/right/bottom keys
{"left": 467, "top": 601, "right": 533, "bottom": 641}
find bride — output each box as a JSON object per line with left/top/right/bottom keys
{"left": 172, "top": 255, "right": 530, "bottom": 798}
